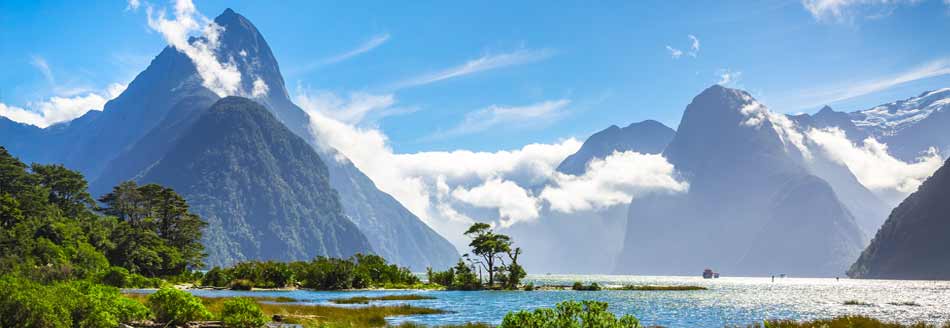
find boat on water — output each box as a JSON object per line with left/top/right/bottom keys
{"left": 703, "top": 269, "right": 720, "bottom": 279}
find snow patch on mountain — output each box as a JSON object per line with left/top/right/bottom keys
{"left": 850, "top": 88, "right": 950, "bottom": 136}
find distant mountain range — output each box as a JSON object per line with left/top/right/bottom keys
{"left": 0, "top": 9, "right": 457, "bottom": 270}
{"left": 613, "top": 86, "right": 866, "bottom": 277}
{"left": 565, "top": 85, "right": 949, "bottom": 277}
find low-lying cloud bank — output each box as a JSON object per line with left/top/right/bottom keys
{"left": 297, "top": 90, "right": 689, "bottom": 247}
{"left": 0, "top": 83, "right": 126, "bottom": 128}
{"left": 807, "top": 127, "right": 943, "bottom": 194}
{"left": 736, "top": 95, "right": 943, "bottom": 197}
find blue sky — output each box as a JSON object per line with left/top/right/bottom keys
{"left": 2, "top": 0, "right": 950, "bottom": 153}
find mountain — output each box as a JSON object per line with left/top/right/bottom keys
{"left": 788, "top": 105, "right": 891, "bottom": 235}
{"left": 511, "top": 120, "right": 674, "bottom": 274}
{"left": 0, "top": 8, "right": 458, "bottom": 270}
{"left": 615, "top": 85, "right": 866, "bottom": 277}
{"left": 139, "top": 97, "right": 373, "bottom": 264}
{"left": 848, "top": 158, "right": 950, "bottom": 280}
{"left": 556, "top": 120, "right": 675, "bottom": 175}
{"left": 849, "top": 88, "right": 950, "bottom": 161}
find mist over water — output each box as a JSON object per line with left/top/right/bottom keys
{"left": 150, "top": 274, "right": 950, "bottom": 327}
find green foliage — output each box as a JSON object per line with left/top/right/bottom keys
{"left": 464, "top": 223, "right": 512, "bottom": 287}
{"left": 230, "top": 279, "right": 254, "bottom": 290}
{"left": 202, "top": 253, "right": 419, "bottom": 291}
{"left": 0, "top": 275, "right": 149, "bottom": 328}
{"left": 202, "top": 266, "right": 233, "bottom": 287}
{"left": 147, "top": 287, "right": 212, "bottom": 324}
{"left": 220, "top": 297, "right": 267, "bottom": 328}
{"left": 572, "top": 282, "right": 602, "bottom": 291}
{"left": 99, "top": 181, "right": 207, "bottom": 276}
{"left": 499, "top": 300, "right": 641, "bottom": 328}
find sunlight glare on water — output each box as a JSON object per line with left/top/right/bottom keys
{"left": 157, "top": 274, "right": 950, "bottom": 327}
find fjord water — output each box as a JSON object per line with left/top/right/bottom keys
{"left": 175, "top": 274, "right": 950, "bottom": 327}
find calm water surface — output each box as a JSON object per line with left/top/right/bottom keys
{"left": 138, "top": 274, "right": 950, "bottom": 327}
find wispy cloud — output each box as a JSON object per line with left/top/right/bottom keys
{"left": 665, "top": 35, "right": 700, "bottom": 59}
{"left": 294, "top": 87, "right": 416, "bottom": 125}
{"left": 717, "top": 68, "right": 742, "bottom": 86}
{"left": 688, "top": 34, "right": 700, "bottom": 57}
{"left": 31, "top": 56, "right": 54, "bottom": 84}
{"left": 665, "top": 46, "right": 683, "bottom": 59}
{"left": 292, "top": 33, "right": 391, "bottom": 75}
{"left": 801, "top": 0, "right": 923, "bottom": 23}
{"left": 126, "top": 0, "right": 141, "bottom": 11}
{"left": 426, "top": 99, "right": 570, "bottom": 140}
{"left": 392, "top": 48, "right": 555, "bottom": 89}
{"left": 784, "top": 58, "right": 950, "bottom": 109}
{"left": 145, "top": 0, "right": 243, "bottom": 97}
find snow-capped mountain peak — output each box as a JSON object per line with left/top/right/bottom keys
{"left": 850, "top": 88, "right": 950, "bottom": 136}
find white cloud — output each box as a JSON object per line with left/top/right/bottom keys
{"left": 392, "top": 48, "right": 554, "bottom": 89}
{"left": 801, "top": 0, "right": 922, "bottom": 23}
{"left": 790, "top": 59, "right": 950, "bottom": 109}
{"left": 291, "top": 33, "right": 391, "bottom": 75}
{"left": 145, "top": 0, "right": 242, "bottom": 97}
{"left": 297, "top": 89, "right": 688, "bottom": 249}
{"left": 738, "top": 95, "right": 812, "bottom": 159}
{"left": 806, "top": 127, "right": 943, "bottom": 194}
{"left": 452, "top": 179, "right": 540, "bottom": 227}
{"left": 717, "top": 68, "right": 742, "bottom": 86}
{"left": 688, "top": 34, "right": 700, "bottom": 57}
{"left": 294, "top": 88, "right": 401, "bottom": 125}
{"left": 665, "top": 46, "right": 683, "bottom": 59}
{"left": 0, "top": 83, "right": 126, "bottom": 128}
{"left": 126, "top": 0, "right": 141, "bottom": 11}
{"left": 666, "top": 35, "right": 700, "bottom": 59}
{"left": 428, "top": 100, "right": 570, "bottom": 139}
{"left": 251, "top": 77, "right": 269, "bottom": 98}
{"left": 323, "top": 33, "right": 390, "bottom": 65}
{"left": 540, "top": 151, "right": 689, "bottom": 213}
{"left": 31, "top": 56, "right": 54, "bottom": 84}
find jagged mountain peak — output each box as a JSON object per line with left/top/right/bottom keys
{"left": 817, "top": 105, "right": 836, "bottom": 115}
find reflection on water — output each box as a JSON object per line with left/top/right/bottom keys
{"left": 136, "top": 274, "right": 950, "bottom": 327}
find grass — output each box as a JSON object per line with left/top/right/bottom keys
{"left": 332, "top": 294, "right": 437, "bottom": 305}
{"left": 613, "top": 285, "right": 707, "bottom": 291}
{"left": 888, "top": 301, "right": 922, "bottom": 307}
{"left": 843, "top": 300, "right": 873, "bottom": 306}
{"left": 123, "top": 292, "right": 448, "bottom": 327}
{"left": 750, "top": 316, "right": 950, "bottom": 328}
{"left": 255, "top": 295, "right": 299, "bottom": 303}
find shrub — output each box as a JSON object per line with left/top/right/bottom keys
{"left": 100, "top": 266, "right": 130, "bottom": 287}
{"left": 572, "top": 282, "right": 602, "bottom": 291}
{"left": 230, "top": 279, "right": 254, "bottom": 291}
{"left": 202, "top": 266, "right": 232, "bottom": 287}
{"left": 523, "top": 283, "right": 535, "bottom": 291}
{"left": 500, "top": 300, "right": 641, "bottom": 328}
{"left": 220, "top": 297, "right": 267, "bottom": 328}
{"left": 0, "top": 275, "right": 149, "bottom": 328}
{"left": 147, "top": 287, "right": 211, "bottom": 324}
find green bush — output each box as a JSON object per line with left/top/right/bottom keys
{"left": 230, "top": 279, "right": 254, "bottom": 290}
{"left": 100, "top": 266, "right": 131, "bottom": 287}
{"left": 500, "top": 300, "right": 641, "bottom": 328}
{"left": 0, "top": 275, "right": 149, "bottom": 328}
{"left": 202, "top": 266, "right": 232, "bottom": 287}
{"left": 220, "top": 297, "right": 267, "bottom": 328}
{"left": 572, "top": 282, "right": 602, "bottom": 291}
{"left": 147, "top": 287, "right": 211, "bottom": 324}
